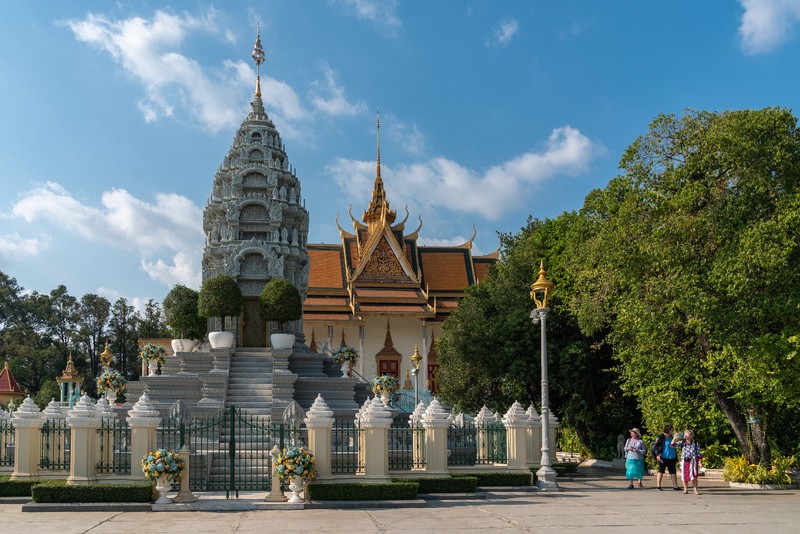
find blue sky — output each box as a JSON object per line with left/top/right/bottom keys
{"left": 2, "top": 1, "right": 800, "bottom": 309}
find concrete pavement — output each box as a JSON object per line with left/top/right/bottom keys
{"left": 1, "top": 467, "right": 798, "bottom": 533}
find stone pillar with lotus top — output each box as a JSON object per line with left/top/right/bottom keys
{"left": 126, "top": 392, "right": 161, "bottom": 483}
{"left": 360, "top": 397, "right": 392, "bottom": 481}
{"left": 503, "top": 401, "right": 530, "bottom": 471}
{"left": 10, "top": 396, "right": 44, "bottom": 481}
{"left": 66, "top": 394, "right": 102, "bottom": 485}
{"left": 304, "top": 394, "right": 334, "bottom": 481}
{"left": 526, "top": 404, "right": 542, "bottom": 469}
{"left": 421, "top": 398, "right": 451, "bottom": 476}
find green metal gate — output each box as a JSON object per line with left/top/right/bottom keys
{"left": 158, "top": 405, "right": 303, "bottom": 498}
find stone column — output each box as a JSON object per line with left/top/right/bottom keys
{"left": 360, "top": 397, "right": 392, "bottom": 481}
{"left": 410, "top": 401, "right": 427, "bottom": 470}
{"left": 66, "top": 394, "right": 101, "bottom": 485}
{"left": 503, "top": 401, "right": 529, "bottom": 471}
{"left": 526, "top": 405, "right": 542, "bottom": 469}
{"left": 126, "top": 392, "right": 161, "bottom": 483}
{"left": 421, "top": 398, "right": 451, "bottom": 476}
{"left": 421, "top": 323, "right": 429, "bottom": 393}
{"left": 475, "top": 406, "right": 496, "bottom": 464}
{"left": 174, "top": 444, "right": 197, "bottom": 503}
{"left": 358, "top": 325, "right": 365, "bottom": 378}
{"left": 10, "top": 396, "right": 44, "bottom": 480}
{"left": 304, "top": 395, "right": 334, "bottom": 481}
{"left": 548, "top": 413, "right": 560, "bottom": 464}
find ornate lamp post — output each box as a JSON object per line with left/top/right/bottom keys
{"left": 410, "top": 346, "right": 422, "bottom": 406}
{"left": 530, "top": 260, "right": 558, "bottom": 490}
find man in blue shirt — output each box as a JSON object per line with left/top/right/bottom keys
{"left": 653, "top": 424, "right": 680, "bottom": 490}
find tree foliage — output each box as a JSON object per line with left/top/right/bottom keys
{"left": 198, "top": 274, "right": 243, "bottom": 329}
{"left": 163, "top": 285, "right": 205, "bottom": 339}
{"left": 259, "top": 277, "right": 302, "bottom": 333}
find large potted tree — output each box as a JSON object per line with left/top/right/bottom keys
{"left": 259, "top": 277, "right": 302, "bottom": 349}
{"left": 163, "top": 284, "right": 206, "bottom": 353}
{"left": 198, "top": 274, "right": 243, "bottom": 349}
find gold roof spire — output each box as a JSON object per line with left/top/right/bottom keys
{"left": 377, "top": 110, "right": 381, "bottom": 181}
{"left": 363, "top": 110, "right": 396, "bottom": 227}
{"left": 252, "top": 23, "right": 265, "bottom": 97}
{"left": 57, "top": 353, "right": 83, "bottom": 385}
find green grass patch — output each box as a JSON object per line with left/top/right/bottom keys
{"left": 31, "top": 481, "right": 152, "bottom": 503}
{"left": 306, "top": 481, "right": 419, "bottom": 501}
{"left": 453, "top": 471, "right": 532, "bottom": 486}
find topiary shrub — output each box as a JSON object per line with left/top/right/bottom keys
{"left": 163, "top": 284, "right": 206, "bottom": 339}
{"left": 452, "top": 471, "right": 532, "bottom": 486}
{"left": 400, "top": 477, "right": 478, "bottom": 493}
{"left": 306, "top": 482, "right": 419, "bottom": 501}
{"left": 0, "top": 478, "right": 42, "bottom": 497}
{"left": 31, "top": 481, "right": 152, "bottom": 503}
{"left": 198, "top": 274, "right": 243, "bottom": 330}
{"left": 259, "top": 278, "right": 302, "bottom": 333}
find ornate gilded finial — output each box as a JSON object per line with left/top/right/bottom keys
{"left": 530, "top": 260, "right": 555, "bottom": 308}
{"left": 376, "top": 110, "right": 381, "bottom": 180}
{"left": 410, "top": 345, "right": 422, "bottom": 370}
{"left": 252, "top": 23, "right": 265, "bottom": 97}
{"left": 100, "top": 341, "right": 113, "bottom": 368}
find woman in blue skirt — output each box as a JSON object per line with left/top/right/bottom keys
{"left": 624, "top": 428, "right": 646, "bottom": 488}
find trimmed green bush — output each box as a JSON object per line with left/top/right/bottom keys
{"left": 0, "top": 478, "right": 44, "bottom": 497}
{"left": 552, "top": 463, "right": 578, "bottom": 477}
{"left": 306, "top": 482, "right": 419, "bottom": 501}
{"left": 452, "top": 472, "right": 532, "bottom": 486}
{"left": 32, "top": 482, "right": 152, "bottom": 503}
{"left": 405, "top": 477, "right": 478, "bottom": 493}
{"left": 163, "top": 284, "right": 206, "bottom": 339}
{"left": 259, "top": 277, "right": 302, "bottom": 332}
{"left": 198, "top": 274, "right": 243, "bottom": 327}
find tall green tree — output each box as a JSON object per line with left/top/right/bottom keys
{"left": 569, "top": 108, "right": 800, "bottom": 464}
{"left": 138, "top": 298, "right": 168, "bottom": 339}
{"left": 76, "top": 294, "right": 111, "bottom": 378}
{"left": 108, "top": 298, "right": 140, "bottom": 378}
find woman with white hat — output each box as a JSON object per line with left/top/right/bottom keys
{"left": 624, "top": 428, "right": 646, "bottom": 489}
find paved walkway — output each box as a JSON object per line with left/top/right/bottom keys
{"left": 1, "top": 468, "right": 798, "bottom": 533}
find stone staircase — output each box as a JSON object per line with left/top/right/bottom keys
{"left": 225, "top": 348, "right": 274, "bottom": 416}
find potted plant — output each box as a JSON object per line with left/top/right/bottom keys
{"left": 274, "top": 445, "right": 317, "bottom": 503}
{"left": 371, "top": 374, "right": 400, "bottom": 405}
{"left": 139, "top": 343, "right": 167, "bottom": 375}
{"left": 95, "top": 369, "right": 127, "bottom": 403}
{"left": 141, "top": 448, "right": 184, "bottom": 504}
{"left": 163, "top": 284, "right": 206, "bottom": 354}
{"left": 198, "top": 274, "right": 243, "bottom": 349}
{"left": 332, "top": 345, "right": 358, "bottom": 377}
{"left": 259, "top": 277, "right": 302, "bottom": 350}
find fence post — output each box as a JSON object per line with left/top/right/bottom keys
{"left": 526, "top": 405, "right": 542, "bottom": 468}
{"left": 503, "top": 401, "right": 529, "bottom": 471}
{"left": 410, "top": 401, "right": 427, "bottom": 471}
{"left": 174, "top": 444, "right": 197, "bottom": 503}
{"left": 360, "top": 397, "right": 392, "bottom": 481}
{"left": 475, "top": 406, "right": 495, "bottom": 464}
{"left": 421, "top": 398, "right": 451, "bottom": 476}
{"left": 548, "top": 413, "right": 559, "bottom": 463}
{"left": 304, "top": 394, "right": 334, "bottom": 482}
{"left": 66, "top": 394, "right": 101, "bottom": 485}
{"left": 10, "top": 396, "right": 44, "bottom": 480}
{"left": 126, "top": 392, "right": 161, "bottom": 483}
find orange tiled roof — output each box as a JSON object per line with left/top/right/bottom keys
{"left": 419, "top": 250, "right": 471, "bottom": 291}
{"left": 304, "top": 297, "right": 350, "bottom": 307}
{"left": 0, "top": 361, "right": 24, "bottom": 395}
{"left": 357, "top": 303, "right": 433, "bottom": 314}
{"left": 308, "top": 248, "right": 346, "bottom": 289}
{"left": 354, "top": 288, "right": 425, "bottom": 300}
{"left": 473, "top": 261, "right": 492, "bottom": 282}
{"left": 303, "top": 313, "right": 356, "bottom": 323}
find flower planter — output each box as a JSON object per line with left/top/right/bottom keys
{"left": 171, "top": 339, "right": 195, "bottom": 354}
{"left": 155, "top": 474, "right": 173, "bottom": 504}
{"left": 271, "top": 333, "right": 295, "bottom": 350}
{"left": 209, "top": 331, "right": 235, "bottom": 348}
{"left": 341, "top": 360, "right": 351, "bottom": 377}
{"left": 288, "top": 476, "right": 304, "bottom": 503}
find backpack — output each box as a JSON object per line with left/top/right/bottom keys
{"left": 650, "top": 435, "right": 664, "bottom": 458}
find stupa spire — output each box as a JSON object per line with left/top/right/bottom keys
{"left": 252, "top": 23, "right": 265, "bottom": 98}
{"left": 363, "top": 110, "right": 396, "bottom": 227}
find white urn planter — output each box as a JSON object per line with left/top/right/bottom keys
{"left": 154, "top": 475, "right": 173, "bottom": 504}
{"left": 341, "top": 360, "right": 351, "bottom": 377}
{"left": 209, "top": 331, "right": 235, "bottom": 349}
{"left": 287, "top": 476, "right": 305, "bottom": 503}
{"left": 271, "top": 333, "right": 295, "bottom": 350}
{"left": 171, "top": 339, "right": 195, "bottom": 354}
{"left": 105, "top": 389, "right": 117, "bottom": 403}
{"left": 148, "top": 360, "right": 158, "bottom": 375}
{"left": 380, "top": 391, "right": 391, "bottom": 406}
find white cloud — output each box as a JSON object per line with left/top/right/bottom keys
{"left": 65, "top": 10, "right": 361, "bottom": 137}
{"left": 491, "top": 19, "right": 519, "bottom": 47}
{"left": 739, "top": 0, "right": 800, "bottom": 54}
{"left": 335, "top": 0, "right": 401, "bottom": 33}
{"left": 418, "top": 236, "right": 487, "bottom": 256}
{"left": 310, "top": 64, "right": 368, "bottom": 117}
{"left": 385, "top": 115, "right": 426, "bottom": 156}
{"left": 97, "top": 287, "right": 151, "bottom": 314}
{"left": 11, "top": 182, "right": 203, "bottom": 288}
{"left": 327, "top": 126, "right": 599, "bottom": 220}
{"left": 0, "top": 232, "right": 51, "bottom": 259}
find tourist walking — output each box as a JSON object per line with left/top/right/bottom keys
{"left": 624, "top": 428, "right": 646, "bottom": 488}
{"left": 652, "top": 424, "right": 680, "bottom": 491}
{"left": 672, "top": 429, "right": 702, "bottom": 494}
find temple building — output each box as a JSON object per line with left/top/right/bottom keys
{"left": 302, "top": 117, "right": 497, "bottom": 394}
{"left": 0, "top": 361, "right": 25, "bottom": 407}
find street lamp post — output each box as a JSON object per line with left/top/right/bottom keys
{"left": 530, "top": 260, "right": 559, "bottom": 491}
{"left": 410, "top": 346, "right": 422, "bottom": 407}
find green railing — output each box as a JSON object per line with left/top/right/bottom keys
{"left": 447, "top": 421, "right": 477, "bottom": 466}
{"left": 388, "top": 419, "right": 425, "bottom": 470}
{"left": 0, "top": 418, "right": 13, "bottom": 467}
{"left": 331, "top": 419, "right": 362, "bottom": 474}
{"left": 96, "top": 417, "right": 131, "bottom": 475}
{"left": 40, "top": 419, "right": 70, "bottom": 471}
{"left": 478, "top": 421, "right": 507, "bottom": 464}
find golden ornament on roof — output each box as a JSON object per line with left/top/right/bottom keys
{"left": 530, "top": 260, "right": 555, "bottom": 309}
